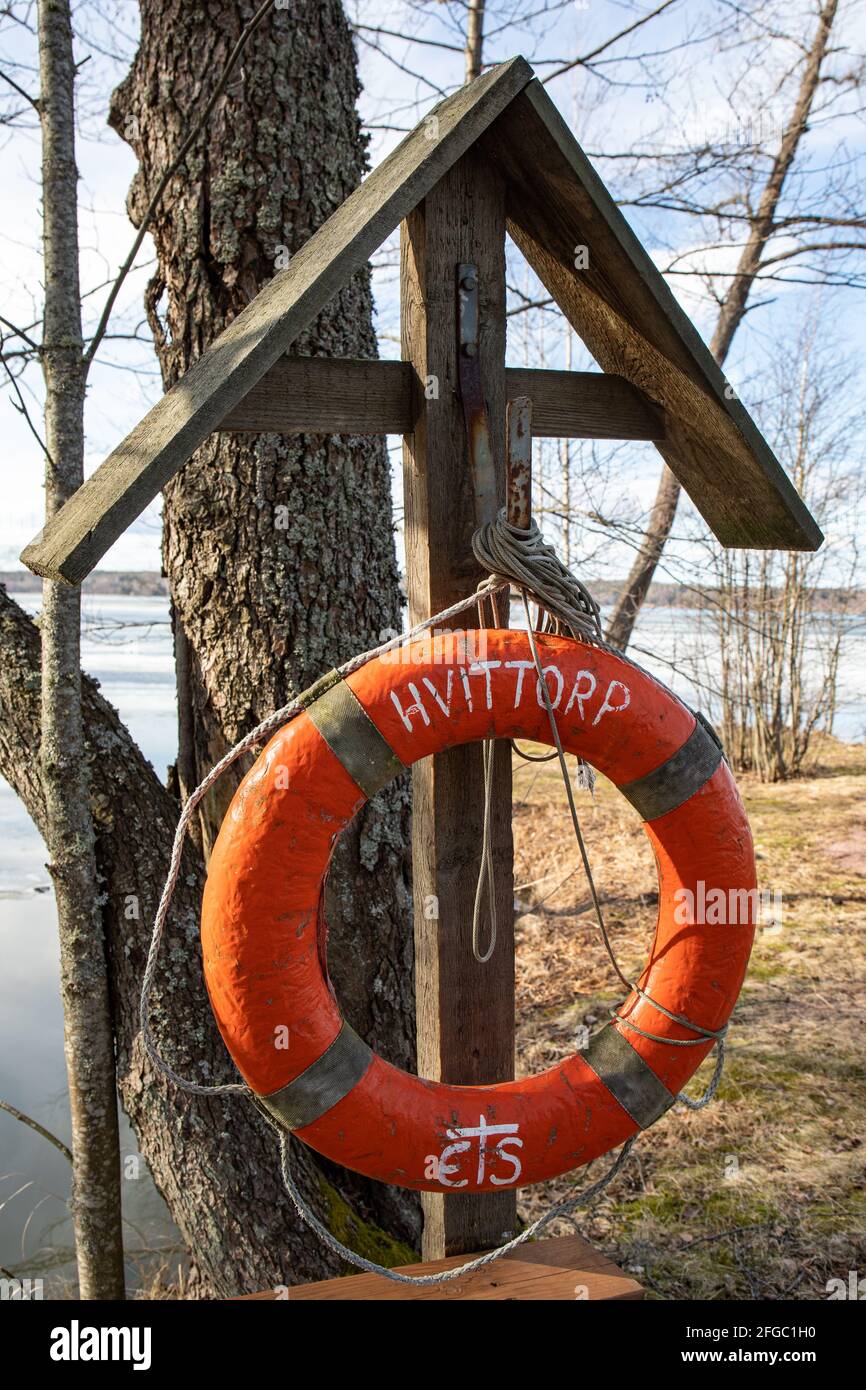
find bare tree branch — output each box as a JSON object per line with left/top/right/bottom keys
{"left": 0, "top": 313, "right": 41, "bottom": 353}
{"left": 542, "top": 0, "right": 682, "bottom": 84}
{"left": 350, "top": 24, "right": 463, "bottom": 55}
{"left": 0, "top": 1097, "right": 72, "bottom": 1163}
{"left": 0, "top": 352, "right": 51, "bottom": 461}
{"left": 0, "top": 65, "right": 39, "bottom": 111}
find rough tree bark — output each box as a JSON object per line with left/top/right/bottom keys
{"left": 0, "top": 0, "right": 421, "bottom": 1297}
{"left": 108, "top": 0, "right": 419, "bottom": 1254}
{"left": 36, "top": 0, "right": 125, "bottom": 1300}
{"left": 605, "top": 0, "right": 839, "bottom": 652}
{"left": 0, "top": 586, "right": 416, "bottom": 1295}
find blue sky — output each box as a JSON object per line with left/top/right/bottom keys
{"left": 1, "top": 0, "right": 864, "bottom": 581}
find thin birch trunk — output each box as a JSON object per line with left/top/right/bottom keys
{"left": 465, "top": 0, "right": 485, "bottom": 81}
{"left": 37, "top": 0, "right": 125, "bottom": 1300}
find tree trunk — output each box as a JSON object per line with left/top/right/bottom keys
{"left": 605, "top": 0, "right": 838, "bottom": 651}
{"left": 0, "top": 586, "right": 418, "bottom": 1295}
{"left": 465, "top": 1, "right": 486, "bottom": 81}
{"left": 36, "top": 0, "right": 125, "bottom": 1300}
{"left": 604, "top": 464, "right": 680, "bottom": 652}
{"left": 109, "top": 0, "right": 419, "bottom": 1256}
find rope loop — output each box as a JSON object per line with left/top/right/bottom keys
{"left": 274, "top": 1122, "right": 636, "bottom": 1286}
{"left": 517, "top": 585, "right": 728, "bottom": 1114}
{"left": 139, "top": 518, "right": 731, "bottom": 1287}
{"left": 472, "top": 509, "right": 602, "bottom": 641}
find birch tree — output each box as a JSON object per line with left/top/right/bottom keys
{"left": 0, "top": 0, "right": 418, "bottom": 1294}
{"left": 36, "top": 0, "right": 124, "bottom": 1302}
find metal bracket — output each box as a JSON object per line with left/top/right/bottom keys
{"left": 456, "top": 263, "right": 497, "bottom": 527}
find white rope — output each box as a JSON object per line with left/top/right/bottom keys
{"left": 469, "top": 512, "right": 604, "bottom": 961}
{"left": 140, "top": 512, "right": 728, "bottom": 1287}
{"left": 140, "top": 569, "right": 641, "bottom": 1285}
{"left": 275, "top": 1123, "right": 636, "bottom": 1286}
{"left": 471, "top": 735, "right": 498, "bottom": 962}
{"left": 518, "top": 587, "right": 727, "bottom": 1114}
{"left": 139, "top": 577, "right": 508, "bottom": 1095}
{"left": 472, "top": 509, "right": 602, "bottom": 642}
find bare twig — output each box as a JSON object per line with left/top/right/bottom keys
{"left": 0, "top": 1099, "right": 72, "bottom": 1164}
{"left": 0, "top": 354, "right": 52, "bottom": 461}
{"left": 677, "top": 1220, "right": 773, "bottom": 1251}
{"left": 507, "top": 296, "right": 555, "bottom": 317}
{"left": 0, "top": 313, "right": 42, "bottom": 354}
{"left": 0, "top": 67, "right": 40, "bottom": 112}
{"left": 542, "top": 0, "right": 682, "bottom": 84}
{"left": 352, "top": 29, "right": 449, "bottom": 97}
{"left": 350, "top": 24, "right": 463, "bottom": 55}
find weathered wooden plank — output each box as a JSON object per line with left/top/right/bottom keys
{"left": 219, "top": 357, "right": 666, "bottom": 440}
{"left": 401, "top": 151, "right": 516, "bottom": 1260}
{"left": 480, "top": 80, "right": 822, "bottom": 552}
{"left": 234, "top": 1233, "right": 645, "bottom": 1301}
{"left": 222, "top": 357, "right": 410, "bottom": 434}
{"left": 21, "top": 57, "right": 534, "bottom": 585}
{"left": 506, "top": 366, "right": 665, "bottom": 441}
{"left": 24, "top": 56, "right": 817, "bottom": 582}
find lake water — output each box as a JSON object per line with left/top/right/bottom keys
{"left": 0, "top": 595, "right": 181, "bottom": 1296}
{"left": 1, "top": 592, "right": 863, "bottom": 1294}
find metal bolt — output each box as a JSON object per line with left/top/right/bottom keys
{"left": 461, "top": 273, "right": 477, "bottom": 292}
{"left": 462, "top": 342, "right": 477, "bottom": 357}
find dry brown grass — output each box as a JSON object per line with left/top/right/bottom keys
{"left": 512, "top": 736, "right": 866, "bottom": 1300}
{"left": 107, "top": 741, "right": 866, "bottom": 1301}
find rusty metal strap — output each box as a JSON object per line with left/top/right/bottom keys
{"left": 259, "top": 1022, "right": 373, "bottom": 1132}
{"left": 580, "top": 1024, "right": 676, "bottom": 1130}
{"left": 299, "top": 669, "right": 406, "bottom": 800}
{"left": 618, "top": 716, "right": 724, "bottom": 823}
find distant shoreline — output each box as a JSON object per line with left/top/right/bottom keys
{"left": 2, "top": 570, "right": 169, "bottom": 597}
{"left": 3, "top": 571, "right": 864, "bottom": 614}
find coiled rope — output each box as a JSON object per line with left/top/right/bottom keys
{"left": 472, "top": 510, "right": 602, "bottom": 641}
{"left": 141, "top": 509, "right": 727, "bottom": 1287}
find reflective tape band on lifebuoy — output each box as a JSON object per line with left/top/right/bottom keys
{"left": 201, "top": 630, "right": 755, "bottom": 1193}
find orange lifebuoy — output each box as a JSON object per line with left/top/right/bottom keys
{"left": 201, "top": 629, "right": 755, "bottom": 1193}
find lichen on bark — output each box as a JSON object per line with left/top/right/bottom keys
{"left": 103, "top": 0, "right": 420, "bottom": 1278}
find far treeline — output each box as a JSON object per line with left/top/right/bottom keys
{"left": 2, "top": 572, "right": 863, "bottom": 616}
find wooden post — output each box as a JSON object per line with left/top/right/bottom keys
{"left": 401, "top": 150, "right": 516, "bottom": 1259}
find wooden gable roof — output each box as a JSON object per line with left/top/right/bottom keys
{"left": 22, "top": 56, "right": 820, "bottom": 585}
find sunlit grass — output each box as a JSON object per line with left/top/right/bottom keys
{"left": 515, "top": 736, "right": 866, "bottom": 1300}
